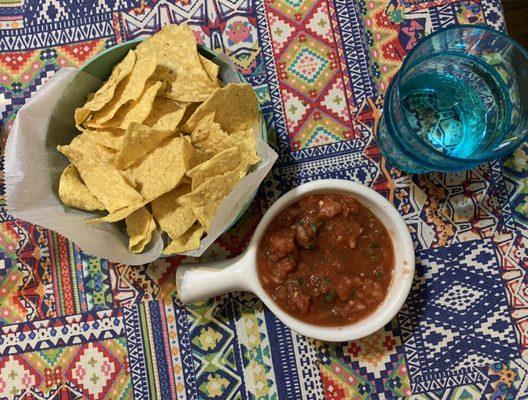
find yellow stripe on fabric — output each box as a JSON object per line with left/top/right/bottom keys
{"left": 145, "top": 303, "right": 162, "bottom": 397}
{"left": 68, "top": 241, "right": 82, "bottom": 314}
{"left": 139, "top": 304, "right": 158, "bottom": 399}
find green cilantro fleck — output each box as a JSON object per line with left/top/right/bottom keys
{"left": 324, "top": 291, "right": 335, "bottom": 302}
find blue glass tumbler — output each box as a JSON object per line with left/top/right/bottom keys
{"left": 377, "top": 25, "right": 528, "bottom": 173}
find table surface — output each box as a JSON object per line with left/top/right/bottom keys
{"left": 1, "top": 1, "right": 527, "bottom": 399}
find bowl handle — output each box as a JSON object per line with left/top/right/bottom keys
{"left": 175, "top": 253, "right": 253, "bottom": 304}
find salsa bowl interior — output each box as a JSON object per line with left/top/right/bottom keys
{"left": 246, "top": 180, "right": 414, "bottom": 342}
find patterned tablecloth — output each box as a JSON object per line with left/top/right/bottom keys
{"left": 1, "top": 0, "right": 527, "bottom": 399}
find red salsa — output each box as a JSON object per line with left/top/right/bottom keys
{"left": 257, "top": 193, "right": 394, "bottom": 326}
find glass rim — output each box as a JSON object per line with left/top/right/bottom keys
{"left": 400, "top": 24, "right": 528, "bottom": 77}
{"left": 387, "top": 24, "right": 528, "bottom": 164}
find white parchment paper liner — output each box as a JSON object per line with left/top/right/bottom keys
{"left": 5, "top": 54, "right": 277, "bottom": 264}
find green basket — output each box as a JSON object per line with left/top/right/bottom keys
{"left": 79, "top": 39, "right": 268, "bottom": 232}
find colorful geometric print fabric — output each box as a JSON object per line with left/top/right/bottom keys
{"left": 0, "top": 0, "right": 527, "bottom": 399}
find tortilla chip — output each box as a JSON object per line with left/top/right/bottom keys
{"left": 86, "top": 199, "right": 150, "bottom": 224}
{"left": 66, "top": 133, "right": 117, "bottom": 163}
{"left": 181, "top": 83, "right": 259, "bottom": 133}
{"left": 178, "top": 169, "right": 241, "bottom": 208}
{"left": 67, "top": 133, "right": 99, "bottom": 154}
{"left": 88, "top": 51, "right": 157, "bottom": 124}
{"left": 190, "top": 112, "right": 236, "bottom": 157}
{"left": 187, "top": 147, "right": 241, "bottom": 190}
{"left": 58, "top": 145, "right": 143, "bottom": 213}
{"left": 190, "top": 119, "right": 259, "bottom": 176}
{"left": 189, "top": 148, "right": 209, "bottom": 169}
{"left": 151, "top": 184, "right": 196, "bottom": 240}
{"left": 126, "top": 136, "right": 193, "bottom": 200}
{"left": 181, "top": 102, "right": 200, "bottom": 123}
{"left": 182, "top": 133, "right": 208, "bottom": 168}
{"left": 176, "top": 170, "right": 241, "bottom": 231}
{"left": 82, "top": 128, "right": 126, "bottom": 151}
{"left": 58, "top": 165, "right": 105, "bottom": 211}
{"left": 75, "top": 50, "right": 136, "bottom": 126}
{"left": 138, "top": 24, "right": 219, "bottom": 102}
{"left": 126, "top": 207, "right": 157, "bottom": 253}
{"left": 114, "top": 123, "right": 174, "bottom": 170}
{"left": 230, "top": 128, "right": 260, "bottom": 175}
{"left": 163, "top": 224, "right": 204, "bottom": 254}
{"left": 96, "top": 144, "right": 117, "bottom": 163}
{"left": 143, "top": 97, "right": 187, "bottom": 131}
{"left": 120, "top": 170, "right": 137, "bottom": 188}
{"left": 192, "top": 202, "right": 220, "bottom": 232}
{"left": 89, "top": 80, "right": 163, "bottom": 130}
{"left": 199, "top": 55, "right": 219, "bottom": 84}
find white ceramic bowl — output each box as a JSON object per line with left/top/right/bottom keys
{"left": 176, "top": 179, "right": 415, "bottom": 342}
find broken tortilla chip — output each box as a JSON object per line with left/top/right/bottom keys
{"left": 230, "top": 128, "right": 260, "bottom": 175}
{"left": 190, "top": 112, "right": 236, "bottom": 157}
{"left": 64, "top": 133, "right": 117, "bottom": 163}
{"left": 176, "top": 169, "right": 242, "bottom": 231}
{"left": 126, "top": 136, "right": 193, "bottom": 200}
{"left": 86, "top": 199, "right": 150, "bottom": 224}
{"left": 126, "top": 207, "right": 157, "bottom": 253}
{"left": 96, "top": 144, "right": 117, "bottom": 163}
{"left": 189, "top": 148, "right": 209, "bottom": 169}
{"left": 58, "top": 165, "right": 105, "bottom": 211}
{"left": 187, "top": 147, "right": 241, "bottom": 190}
{"left": 199, "top": 55, "right": 220, "bottom": 85}
{"left": 151, "top": 184, "right": 196, "bottom": 240}
{"left": 163, "top": 224, "right": 204, "bottom": 254}
{"left": 143, "top": 96, "right": 187, "bottom": 131}
{"left": 82, "top": 128, "right": 126, "bottom": 151}
{"left": 114, "top": 123, "right": 174, "bottom": 170}
{"left": 192, "top": 202, "right": 220, "bottom": 232}
{"left": 177, "top": 170, "right": 241, "bottom": 209}
{"left": 138, "top": 24, "right": 219, "bottom": 102}
{"left": 88, "top": 51, "right": 157, "bottom": 124}
{"left": 190, "top": 120, "right": 259, "bottom": 176}
{"left": 182, "top": 83, "right": 259, "bottom": 133}
{"left": 75, "top": 50, "right": 136, "bottom": 126}
{"left": 58, "top": 145, "right": 143, "bottom": 213}
{"left": 88, "top": 80, "right": 163, "bottom": 130}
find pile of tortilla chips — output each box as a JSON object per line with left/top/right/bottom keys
{"left": 57, "top": 24, "right": 260, "bottom": 254}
